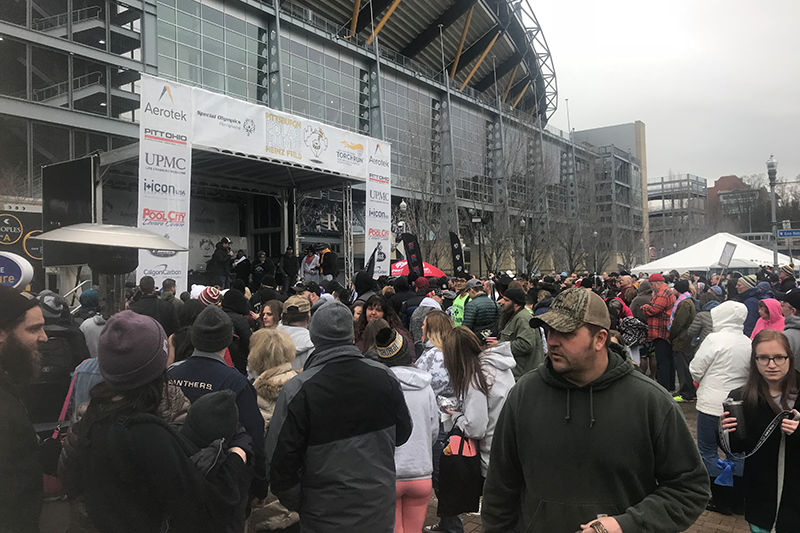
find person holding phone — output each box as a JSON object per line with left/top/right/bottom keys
{"left": 721, "top": 329, "right": 800, "bottom": 533}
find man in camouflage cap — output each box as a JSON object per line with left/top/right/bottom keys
{"left": 481, "top": 288, "right": 709, "bottom": 533}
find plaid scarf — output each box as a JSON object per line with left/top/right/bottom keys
{"left": 668, "top": 291, "right": 691, "bottom": 330}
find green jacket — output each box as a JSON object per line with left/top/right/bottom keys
{"left": 499, "top": 308, "right": 544, "bottom": 381}
{"left": 481, "top": 345, "right": 709, "bottom": 533}
{"left": 461, "top": 293, "right": 499, "bottom": 335}
{"left": 669, "top": 296, "right": 696, "bottom": 353}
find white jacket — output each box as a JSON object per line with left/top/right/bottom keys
{"left": 392, "top": 366, "right": 438, "bottom": 481}
{"left": 450, "top": 343, "right": 516, "bottom": 476}
{"left": 299, "top": 254, "right": 320, "bottom": 284}
{"left": 690, "top": 301, "right": 752, "bottom": 416}
{"left": 279, "top": 324, "right": 315, "bottom": 370}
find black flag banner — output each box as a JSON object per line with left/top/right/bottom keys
{"left": 364, "top": 242, "right": 385, "bottom": 279}
{"left": 449, "top": 232, "right": 465, "bottom": 277}
{"left": 401, "top": 233, "right": 424, "bottom": 277}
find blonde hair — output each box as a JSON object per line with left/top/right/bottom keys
{"left": 248, "top": 328, "right": 296, "bottom": 376}
{"left": 423, "top": 310, "right": 453, "bottom": 350}
{"left": 382, "top": 286, "right": 396, "bottom": 297}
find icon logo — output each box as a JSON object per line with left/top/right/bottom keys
{"left": 304, "top": 126, "right": 329, "bottom": 162}
{"left": 159, "top": 85, "right": 174, "bottom": 103}
{"left": 374, "top": 143, "right": 383, "bottom": 155}
{"left": 243, "top": 118, "right": 256, "bottom": 136}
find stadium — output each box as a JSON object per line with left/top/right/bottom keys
{"left": 0, "top": 0, "right": 645, "bottom": 277}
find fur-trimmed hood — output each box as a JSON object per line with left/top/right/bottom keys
{"left": 253, "top": 363, "right": 297, "bottom": 403}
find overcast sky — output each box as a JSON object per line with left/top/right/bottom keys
{"left": 532, "top": 0, "right": 800, "bottom": 186}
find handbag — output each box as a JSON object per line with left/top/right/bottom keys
{"left": 39, "top": 374, "right": 76, "bottom": 494}
{"left": 437, "top": 422, "right": 483, "bottom": 517}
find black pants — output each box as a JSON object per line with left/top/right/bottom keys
{"left": 673, "top": 350, "right": 696, "bottom": 400}
{"left": 653, "top": 338, "right": 675, "bottom": 392}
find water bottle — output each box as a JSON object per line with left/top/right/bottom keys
{"left": 722, "top": 398, "right": 747, "bottom": 441}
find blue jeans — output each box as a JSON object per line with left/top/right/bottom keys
{"left": 432, "top": 424, "right": 464, "bottom": 533}
{"left": 697, "top": 411, "right": 744, "bottom": 477}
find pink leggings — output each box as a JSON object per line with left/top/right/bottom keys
{"left": 395, "top": 478, "right": 432, "bottom": 533}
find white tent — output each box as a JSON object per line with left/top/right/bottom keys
{"left": 632, "top": 232, "right": 796, "bottom": 275}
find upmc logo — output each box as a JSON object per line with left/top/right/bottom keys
{"left": 144, "top": 152, "right": 187, "bottom": 171}
{"left": 142, "top": 209, "right": 186, "bottom": 223}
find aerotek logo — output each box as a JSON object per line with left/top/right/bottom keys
{"left": 143, "top": 264, "right": 182, "bottom": 276}
{"left": 144, "top": 84, "right": 186, "bottom": 121}
{"left": 143, "top": 177, "right": 187, "bottom": 196}
{"left": 374, "top": 143, "right": 383, "bottom": 155}
{"left": 159, "top": 85, "right": 174, "bottom": 104}
{"left": 144, "top": 128, "right": 188, "bottom": 145}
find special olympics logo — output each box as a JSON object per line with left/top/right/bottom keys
{"left": 304, "top": 126, "right": 328, "bottom": 162}
{"left": 243, "top": 118, "right": 256, "bottom": 136}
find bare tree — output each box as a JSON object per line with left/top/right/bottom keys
{"left": 0, "top": 160, "right": 29, "bottom": 198}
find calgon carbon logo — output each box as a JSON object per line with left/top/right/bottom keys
{"left": 143, "top": 264, "right": 182, "bottom": 276}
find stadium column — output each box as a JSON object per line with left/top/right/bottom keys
{"left": 435, "top": 83, "right": 458, "bottom": 236}
{"left": 488, "top": 112, "right": 509, "bottom": 238}
{"left": 144, "top": 0, "right": 158, "bottom": 73}
{"left": 268, "top": 0, "right": 285, "bottom": 111}
{"left": 358, "top": 62, "right": 383, "bottom": 139}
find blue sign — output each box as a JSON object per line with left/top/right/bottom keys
{"left": 0, "top": 252, "right": 34, "bottom": 288}
{"left": 778, "top": 229, "right": 800, "bottom": 238}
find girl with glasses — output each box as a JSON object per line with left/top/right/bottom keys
{"left": 721, "top": 329, "right": 800, "bottom": 533}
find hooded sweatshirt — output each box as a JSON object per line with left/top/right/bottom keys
{"left": 79, "top": 313, "right": 107, "bottom": 359}
{"left": 481, "top": 344, "right": 709, "bottom": 533}
{"left": 415, "top": 341, "right": 454, "bottom": 399}
{"left": 278, "top": 324, "right": 315, "bottom": 371}
{"left": 391, "top": 366, "right": 438, "bottom": 480}
{"left": 689, "top": 301, "right": 752, "bottom": 417}
{"left": 783, "top": 314, "right": 800, "bottom": 371}
{"left": 448, "top": 343, "right": 516, "bottom": 476}
{"left": 750, "top": 297, "right": 784, "bottom": 339}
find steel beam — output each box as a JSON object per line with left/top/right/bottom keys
{"left": 512, "top": 80, "right": 530, "bottom": 108}
{"left": 348, "top": 0, "right": 393, "bottom": 35}
{"left": 502, "top": 64, "right": 519, "bottom": 102}
{"left": 459, "top": 30, "right": 500, "bottom": 91}
{"left": 400, "top": 0, "right": 477, "bottom": 58}
{"left": 366, "top": 0, "right": 403, "bottom": 45}
{"left": 446, "top": 25, "right": 500, "bottom": 77}
{"left": 349, "top": 0, "right": 362, "bottom": 37}
{"left": 450, "top": 5, "right": 474, "bottom": 80}
{"left": 473, "top": 52, "right": 521, "bottom": 92}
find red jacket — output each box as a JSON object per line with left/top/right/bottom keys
{"left": 640, "top": 285, "right": 676, "bottom": 341}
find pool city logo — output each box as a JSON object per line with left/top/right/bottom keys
{"left": 304, "top": 126, "right": 328, "bottom": 163}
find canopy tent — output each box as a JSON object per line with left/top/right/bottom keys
{"left": 632, "top": 233, "right": 797, "bottom": 275}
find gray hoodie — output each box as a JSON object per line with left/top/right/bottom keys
{"left": 784, "top": 314, "right": 800, "bottom": 371}
{"left": 391, "top": 366, "right": 438, "bottom": 481}
{"left": 450, "top": 343, "right": 516, "bottom": 476}
{"left": 79, "top": 314, "right": 107, "bottom": 359}
{"left": 278, "top": 324, "right": 315, "bottom": 370}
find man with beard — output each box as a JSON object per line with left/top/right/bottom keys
{"left": 0, "top": 285, "right": 48, "bottom": 532}
{"left": 481, "top": 288, "right": 709, "bottom": 533}
{"left": 487, "top": 287, "right": 544, "bottom": 381}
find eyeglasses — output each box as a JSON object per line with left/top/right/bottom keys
{"left": 755, "top": 355, "right": 790, "bottom": 366}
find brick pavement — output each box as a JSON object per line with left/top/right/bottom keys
{"left": 422, "top": 403, "right": 751, "bottom": 533}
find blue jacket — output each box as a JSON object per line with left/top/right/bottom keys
{"left": 169, "top": 351, "right": 267, "bottom": 497}
{"left": 736, "top": 287, "right": 762, "bottom": 337}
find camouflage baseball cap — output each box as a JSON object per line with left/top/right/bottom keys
{"left": 530, "top": 287, "right": 611, "bottom": 332}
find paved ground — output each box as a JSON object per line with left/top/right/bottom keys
{"left": 40, "top": 404, "right": 750, "bottom": 533}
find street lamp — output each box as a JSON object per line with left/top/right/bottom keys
{"left": 767, "top": 154, "right": 779, "bottom": 271}
{"left": 470, "top": 209, "right": 483, "bottom": 277}
{"left": 398, "top": 199, "right": 408, "bottom": 234}
{"left": 520, "top": 219, "right": 527, "bottom": 275}
{"left": 592, "top": 230, "right": 598, "bottom": 274}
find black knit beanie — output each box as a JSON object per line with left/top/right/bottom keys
{"left": 181, "top": 390, "right": 239, "bottom": 448}
{"left": 375, "top": 327, "right": 411, "bottom": 367}
{"left": 191, "top": 305, "right": 233, "bottom": 353}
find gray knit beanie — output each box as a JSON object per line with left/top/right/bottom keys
{"left": 191, "top": 305, "right": 233, "bottom": 353}
{"left": 97, "top": 310, "right": 168, "bottom": 391}
{"left": 308, "top": 301, "right": 354, "bottom": 350}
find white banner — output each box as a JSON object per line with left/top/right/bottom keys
{"left": 192, "top": 88, "right": 265, "bottom": 157}
{"left": 137, "top": 75, "right": 193, "bottom": 290}
{"left": 365, "top": 140, "right": 392, "bottom": 277}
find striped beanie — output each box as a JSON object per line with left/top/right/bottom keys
{"left": 739, "top": 275, "right": 757, "bottom": 290}
{"left": 199, "top": 286, "right": 221, "bottom": 306}
{"left": 375, "top": 327, "right": 410, "bottom": 367}
{"left": 781, "top": 264, "right": 795, "bottom": 278}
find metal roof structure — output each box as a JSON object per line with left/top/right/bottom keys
{"left": 290, "top": 0, "right": 557, "bottom": 122}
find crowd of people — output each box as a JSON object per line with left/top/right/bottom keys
{"left": 1, "top": 254, "right": 799, "bottom": 533}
